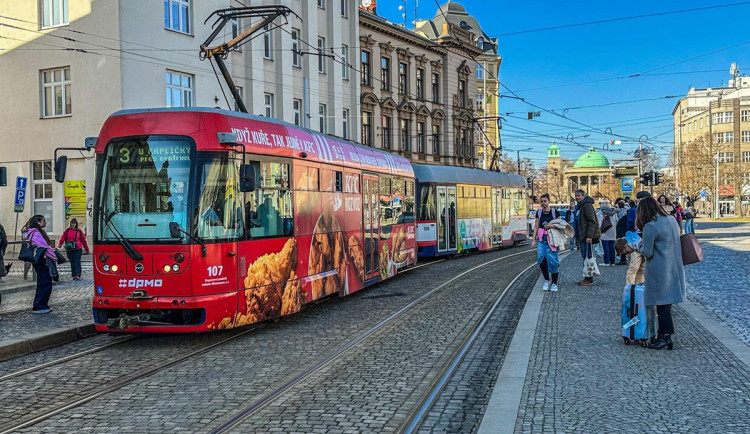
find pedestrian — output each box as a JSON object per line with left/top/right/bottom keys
{"left": 683, "top": 204, "right": 696, "bottom": 235}
{"left": 565, "top": 202, "right": 576, "bottom": 250}
{"left": 27, "top": 215, "right": 57, "bottom": 314}
{"left": 531, "top": 194, "right": 560, "bottom": 292}
{"left": 656, "top": 195, "right": 674, "bottom": 215}
{"left": 673, "top": 201, "right": 684, "bottom": 234}
{"left": 0, "top": 220, "right": 10, "bottom": 276}
{"left": 58, "top": 218, "right": 89, "bottom": 280}
{"left": 635, "top": 197, "right": 686, "bottom": 350}
{"left": 574, "top": 189, "right": 601, "bottom": 286}
{"left": 598, "top": 200, "right": 618, "bottom": 267}
{"left": 21, "top": 218, "right": 34, "bottom": 280}
{"left": 615, "top": 238, "right": 645, "bottom": 285}
{"left": 614, "top": 199, "right": 629, "bottom": 265}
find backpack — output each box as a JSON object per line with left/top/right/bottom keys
{"left": 616, "top": 214, "right": 628, "bottom": 238}
{"left": 536, "top": 208, "right": 557, "bottom": 220}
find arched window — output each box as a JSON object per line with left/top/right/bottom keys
{"left": 477, "top": 37, "right": 484, "bottom": 50}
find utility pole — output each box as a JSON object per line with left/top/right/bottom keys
{"left": 517, "top": 149, "right": 521, "bottom": 173}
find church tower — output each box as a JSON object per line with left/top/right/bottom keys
{"left": 546, "top": 143, "right": 564, "bottom": 202}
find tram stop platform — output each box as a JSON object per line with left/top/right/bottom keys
{"left": 0, "top": 256, "right": 95, "bottom": 362}
{"left": 478, "top": 251, "right": 750, "bottom": 433}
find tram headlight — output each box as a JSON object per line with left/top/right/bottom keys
{"left": 172, "top": 264, "right": 180, "bottom": 272}
{"left": 103, "top": 265, "right": 110, "bottom": 272}
{"left": 111, "top": 265, "right": 118, "bottom": 272}
{"left": 163, "top": 265, "right": 171, "bottom": 273}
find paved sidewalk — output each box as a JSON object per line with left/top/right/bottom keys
{"left": 480, "top": 253, "right": 750, "bottom": 433}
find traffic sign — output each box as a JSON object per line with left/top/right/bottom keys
{"left": 14, "top": 176, "right": 27, "bottom": 213}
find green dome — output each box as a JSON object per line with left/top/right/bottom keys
{"left": 573, "top": 148, "right": 609, "bottom": 168}
{"left": 548, "top": 142, "right": 560, "bottom": 158}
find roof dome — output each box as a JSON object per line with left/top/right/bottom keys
{"left": 573, "top": 148, "right": 609, "bottom": 168}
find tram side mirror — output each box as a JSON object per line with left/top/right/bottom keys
{"left": 239, "top": 164, "right": 256, "bottom": 192}
{"left": 54, "top": 156, "right": 67, "bottom": 183}
{"left": 169, "top": 222, "right": 182, "bottom": 239}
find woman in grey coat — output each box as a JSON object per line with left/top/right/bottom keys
{"left": 636, "top": 197, "right": 686, "bottom": 350}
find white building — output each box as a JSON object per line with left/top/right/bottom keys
{"left": 0, "top": 0, "right": 359, "bottom": 239}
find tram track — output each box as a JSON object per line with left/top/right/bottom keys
{"left": 207, "top": 248, "right": 535, "bottom": 434}
{"left": 1, "top": 246, "right": 531, "bottom": 433}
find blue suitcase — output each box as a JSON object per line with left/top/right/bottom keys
{"left": 622, "top": 284, "right": 656, "bottom": 346}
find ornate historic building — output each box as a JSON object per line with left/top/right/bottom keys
{"left": 546, "top": 144, "right": 627, "bottom": 201}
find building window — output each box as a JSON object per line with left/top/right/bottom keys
{"left": 341, "top": 45, "right": 349, "bottom": 80}
{"left": 742, "top": 151, "right": 750, "bottom": 162}
{"left": 432, "top": 73, "right": 440, "bottom": 103}
{"left": 400, "top": 119, "right": 410, "bottom": 151}
{"left": 318, "top": 0, "right": 326, "bottom": 8}
{"left": 234, "top": 86, "right": 243, "bottom": 111}
{"left": 32, "top": 161, "right": 54, "bottom": 233}
{"left": 341, "top": 0, "right": 349, "bottom": 17}
{"left": 362, "top": 111, "right": 372, "bottom": 146}
{"left": 399, "top": 62, "right": 408, "bottom": 95}
{"left": 319, "top": 104, "right": 327, "bottom": 133}
{"left": 717, "top": 152, "right": 735, "bottom": 163}
{"left": 693, "top": 120, "right": 697, "bottom": 130}
{"left": 713, "top": 111, "right": 734, "bottom": 124}
{"left": 291, "top": 28, "right": 301, "bottom": 67}
{"left": 461, "top": 128, "right": 468, "bottom": 156}
{"left": 416, "top": 68, "right": 425, "bottom": 100}
{"left": 293, "top": 99, "right": 302, "bottom": 126}
{"left": 264, "top": 93, "right": 274, "bottom": 118}
{"left": 476, "top": 63, "right": 484, "bottom": 79}
{"left": 381, "top": 57, "right": 391, "bottom": 91}
{"left": 361, "top": 51, "right": 371, "bottom": 86}
{"left": 41, "top": 66, "right": 71, "bottom": 118}
{"left": 230, "top": 18, "right": 242, "bottom": 52}
{"left": 163, "top": 0, "right": 191, "bottom": 34}
{"left": 166, "top": 71, "right": 193, "bottom": 107}
{"left": 432, "top": 124, "right": 441, "bottom": 155}
{"left": 417, "top": 122, "right": 425, "bottom": 153}
{"left": 382, "top": 115, "right": 392, "bottom": 149}
{"left": 743, "top": 131, "right": 750, "bottom": 142}
{"left": 342, "top": 109, "right": 350, "bottom": 140}
{"left": 458, "top": 79, "right": 466, "bottom": 108}
{"left": 476, "top": 93, "right": 484, "bottom": 111}
{"left": 41, "top": 0, "right": 69, "bottom": 28}
{"left": 263, "top": 25, "right": 273, "bottom": 60}
{"left": 317, "top": 37, "right": 326, "bottom": 73}
{"left": 477, "top": 37, "right": 484, "bottom": 50}
{"left": 714, "top": 132, "right": 734, "bottom": 143}
{"left": 700, "top": 117, "right": 703, "bottom": 128}
{"left": 742, "top": 110, "right": 750, "bottom": 122}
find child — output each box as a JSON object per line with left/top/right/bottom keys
{"left": 616, "top": 238, "right": 645, "bottom": 285}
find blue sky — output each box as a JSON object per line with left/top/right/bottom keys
{"left": 376, "top": 0, "right": 750, "bottom": 168}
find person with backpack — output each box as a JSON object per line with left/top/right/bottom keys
{"left": 26, "top": 215, "right": 57, "bottom": 313}
{"left": 575, "top": 190, "right": 601, "bottom": 286}
{"left": 58, "top": 218, "right": 89, "bottom": 280}
{"left": 531, "top": 194, "right": 560, "bottom": 292}
{"left": 598, "top": 200, "right": 619, "bottom": 267}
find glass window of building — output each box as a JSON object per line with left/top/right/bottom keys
{"left": 32, "top": 160, "right": 54, "bottom": 233}
{"left": 41, "top": 66, "right": 71, "bottom": 118}
{"left": 291, "top": 29, "right": 301, "bottom": 67}
{"left": 166, "top": 71, "right": 193, "bottom": 108}
{"left": 293, "top": 99, "right": 302, "bottom": 126}
{"left": 417, "top": 122, "right": 425, "bottom": 153}
{"left": 42, "top": 0, "right": 69, "bottom": 28}
{"left": 341, "top": 45, "right": 349, "bottom": 80}
{"left": 382, "top": 115, "right": 392, "bottom": 149}
{"left": 263, "top": 25, "right": 273, "bottom": 59}
{"left": 342, "top": 109, "right": 350, "bottom": 140}
{"left": 432, "top": 73, "right": 439, "bottom": 103}
{"left": 319, "top": 104, "right": 327, "bottom": 133}
{"left": 432, "top": 124, "right": 440, "bottom": 155}
{"left": 361, "top": 51, "right": 371, "bottom": 86}
{"left": 399, "top": 62, "right": 408, "bottom": 95}
{"left": 318, "top": 37, "right": 326, "bottom": 73}
{"left": 400, "top": 119, "right": 410, "bottom": 151}
{"left": 264, "top": 93, "right": 274, "bottom": 118}
{"left": 362, "top": 111, "right": 372, "bottom": 146}
{"left": 164, "top": 0, "right": 191, "bottom": 34}
{"left": 381, "top": 57, "right": 391, "bottom": 91}
{"left": 416, "top": 68, "right": 424, "bottom": 100}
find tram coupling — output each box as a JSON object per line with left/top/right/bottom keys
{"left": 107, "top": 313, "right": 151, "bottom": 330}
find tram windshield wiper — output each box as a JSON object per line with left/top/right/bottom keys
{"left": 100, "top": 208, "right": 144, "bottom": 261}
{"left": 169, "top": 222, "right": 207, "bottom": 257}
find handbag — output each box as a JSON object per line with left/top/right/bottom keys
{"left": 680, "top": 233, "right": 704, "bottom": 265}
{"left": 18, "top": 240, "right": 46, "bottom": 264}
{"left": 600, "top": 215, "right": 613, "bottom": 233}
{"left": 582, "top": 243, "right": 601, "bottom": 277}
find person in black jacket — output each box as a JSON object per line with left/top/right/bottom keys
{"left": 574, "top": 190, "right": 601, "bottom": 286}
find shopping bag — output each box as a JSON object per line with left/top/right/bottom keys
{"left": 582, "top": 243, "right": 600, "bottom": 277}
{"left": 680, "top": 233, "right": 704, "bottom": 265}
{"left": 594, "top": 242, "right": 604, "bottom": 257}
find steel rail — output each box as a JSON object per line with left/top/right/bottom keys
{"left": 208, "top": 248, "right": 535, "bottom": 434}
{"left": 401, "top": 261, "right": 539, "bottom": 433}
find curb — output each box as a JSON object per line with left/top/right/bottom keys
{"left": 0, "top": 321, "right": 97, "bottom": 362}
{"left": 0, "top": 282, "right": 38, "bottom": 297}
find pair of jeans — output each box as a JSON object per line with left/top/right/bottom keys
{"left": 657, "top": 304, "right": 674, "bottom": 335}
{"left": 602, "top": 240, "right": 616, "bottom": 265}
{"left": 580, "top": 242, "right": 593, "bottom": 260}
{"left": 684, "top": 219, "right": 695, "bottom": 234}
{"left": 66, "top": 249, "right": 82, "bottom": 277}
{"left": 536, "top": 241, "right": 559, "bottom": 273}
{"left": 32, "top": 261, "right": 53, "bottom": 310}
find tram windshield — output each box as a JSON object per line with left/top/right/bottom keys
{"left": 98, "top": 135, "right": 193, "bottom": 242}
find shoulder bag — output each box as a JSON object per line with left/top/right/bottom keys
{"left": 680, "top": 233, "right": 704, "bottom": 265}
{"left": 63, "top": 229, "right": 78, "bottom": 251}
{"left": 18, "top": 240, "right": 45, "bottom": 264}
{"left": 600, "top": 215, "right": 613, "bottom": 233}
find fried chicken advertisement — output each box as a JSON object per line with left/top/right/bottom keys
{"left": 309, "top": 211, "right": 347, "bottom": 299}
{"left": 348, "top": 235, "right": 365, "bottom": 281}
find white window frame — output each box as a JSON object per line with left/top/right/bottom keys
{"left": 476, "top": 63, "right": 484, "bottom": 79}
{"left": 164, "top": 0, "right": 191, "bottom": 35}
{"left": 743, "top": 172, "right": 750, "bottom": 186}
{"left": 341, "top": 0, "right": 349, "bottom": 18}
{"left": 342, "top": 109, "right": 350, "bottom": 140}
{"left": 742, "top": 131, "right": 750, "bottom": 142}
{"left": 230, "top": 18, "right": 242, "bottom": 52}
{"left": 32, "top": 160, "right": 54, "bottom": 234}
{"left": 293, "top": 99, "right": 302, "bottom": 126}
{"left": 41, "top": 66, "right": 71, "bottom": 118}
{"left": 166, "top": 70, "right": 193, "bottom": 108}
{"left": 234, "top": 86, "right": 244, "bottom": 111}
{"left": 318, "top": 0, "right": 326, "bottom": 9}
{"left": 742, "top": 110, "right": 750, "bottom": 122}
{"left": 742, "top": 151, "right": 750, "bottom": 162}
{"left": 263, "top": 25, "right": 273, "bottom": 60}
{"left": 341, "top": 45, "right": 349, "bottom": 80}
{"left": 264, "top": 93, "right": 274, "bottom": 118}
{"left": 318, "top": 37, "right": 326, "bottom": 74}
{"left": 291, "top": 29, "right": 301, "bottom": 67}
{"left": 718, "top": 152, "right": 735, "bottom": 163}
{"left": 319, "top": 104, "right": 327, "bottom": 133}
{"left": 713, "top": 111, "right": 734, "bottom": 124}
{"left": 40, "top": 0, "right": 69, "bottom": 29}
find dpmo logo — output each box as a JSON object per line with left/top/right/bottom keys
{"left": 118, "top": 278, "right": 163, "bottom": 289}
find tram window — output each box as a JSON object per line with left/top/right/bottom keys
{"left": 404, "top": 180, "right": 415, "bottom": 214}
{"left": 259, "top": 161, "right": 290, "bottom": 189}
{"left": 335, "top": 171, "right": 343, "bottom": 192}
{"left": 196, "top": 158, "right": 243, "bottom": 241}
{"left": 418, "top": 184, "right": 436, "bottom": 221}
{"left": 295, "top": 165, "right": 319, "bottom": 191}
{"left": 244, "top": 160, "right": 293, "bottom": 239}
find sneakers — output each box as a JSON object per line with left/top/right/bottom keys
{"left": 551, "top": 284, "right": 559, "bottom": 292}
{"left": 543, "top": 281, "right": 550, "bottom": 291}
{"left": 32, "top": 308, "right": 52, "bottom": 314}
{"left": 598, "top": 263, "right": 610, "bottom": 267}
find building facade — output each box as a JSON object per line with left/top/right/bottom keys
{"left": 0, "top": 0, "right": 359, "bottom": 238}
{"left": 358, "top": 1, "right": 482, "bottom": 167}
{"left": 672, "top": 68, "right": 750, "bottom": 216}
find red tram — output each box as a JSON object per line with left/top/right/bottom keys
{"left": 71, "top": 108, "right": 416, "bottom": 332}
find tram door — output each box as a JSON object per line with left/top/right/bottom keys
{"left": 437, "top": 185, "right": 457, "bottom": 253}
{"left": 363, "top": 174, "right": 380, "bottom": 279}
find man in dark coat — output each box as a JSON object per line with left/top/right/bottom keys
{"left": 574, "top": 190, "right": 600, "bottom": 286}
